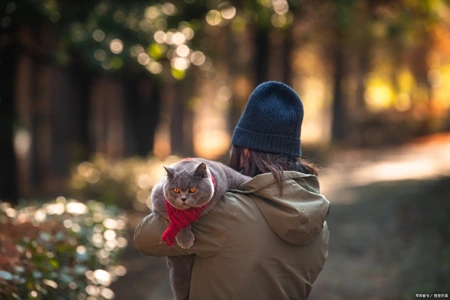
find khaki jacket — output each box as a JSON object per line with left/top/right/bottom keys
{"left": 134, "top": 171, "right": 330, "bottom": 300}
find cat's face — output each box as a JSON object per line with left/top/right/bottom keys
{"left": 163, "top": 161, "right": 214, "bottom": 210}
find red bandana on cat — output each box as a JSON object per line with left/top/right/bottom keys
{"left": 161, "top": 173, "right": 216, "bottom": 246}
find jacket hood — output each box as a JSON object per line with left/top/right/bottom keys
{"left": 231, "top": 171, "right": 330, "bottom": 246}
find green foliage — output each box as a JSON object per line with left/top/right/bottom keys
{"left": 70, "top": 154, "right": 181, "bottom": 211}
{"left": 6, "top": 0, "right": 296, "bottom": 79}
{"left": 0, "top": 198, "right": 127, "bottom": 300}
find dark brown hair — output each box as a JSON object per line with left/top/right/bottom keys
{"left": 229, "top": 146, "right": 318, "bottom": 195}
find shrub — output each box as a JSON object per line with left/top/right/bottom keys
{"left": 0, "top": 197, "right": 127, "bottom": 300}
{"left": 69, "top": 154, "right": 180, "bottom": 211}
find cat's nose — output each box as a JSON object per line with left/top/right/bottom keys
{"left": 181, "top": 196, "right": 187, "bottom": 202}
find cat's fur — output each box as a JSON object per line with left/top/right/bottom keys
{"left": 151, "top": 158, "right": 250, "bottom": 300}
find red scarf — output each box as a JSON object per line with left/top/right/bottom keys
{"left": 161, "top": 174, "right": 216, "bottom": 246}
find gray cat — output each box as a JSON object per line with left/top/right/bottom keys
{"left": 151, "top": 158, "right": 250, "bottom": 300}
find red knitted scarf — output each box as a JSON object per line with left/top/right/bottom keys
{"left": 161, "top": 174, "right": 216, "bottom": 246}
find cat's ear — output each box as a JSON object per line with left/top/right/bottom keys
{"left": 194, "top": 162, "right": 208, "bottom": 178}
{"left": 163, "top": 166, "right": 175, "bottom": 179}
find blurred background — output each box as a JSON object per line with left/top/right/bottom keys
{"left": 0, "top": 0, "right": 449, "bottom": 299}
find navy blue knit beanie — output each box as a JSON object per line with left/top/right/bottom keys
{"left": 231, "top": 81, "right": 303, "bottom": 157}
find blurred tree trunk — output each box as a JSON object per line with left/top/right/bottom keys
{"left": 90, "top": 77, "right": 125, "bottom": 160}
{"left": 331, "top": 4, "right": 348, "bottom": 143}
{"left": 168, "top": 82, "right": 184, "bottom": 156}
{"left": 254, "top": 26, "right": 269, "bottom": 84}
{"left": 71, "top": 59, "right": 92, "bottom": 163}
{"left": 159, "top": 78, "right": 193, "bottom": 157}
{"left": 15, "top": 51, "right": 33, "bottom": 199}
{"left": 352, "top": 39, "right": 371, "bottom": 146}
{"left": 226, "top": 26, "right": 252, "bottom": 132}
{"left": 282, "top": 28, "right": 293, "bottom": 85}
{"left": 50, "top": 68, "right": 78, "bottom": 179}
{"left": 410, "top": 41, "right": 433, "bottom": 136}
{"left": 331, "top": 45, "right": 346, "bottom": 142}
{"left": 268, "top": 28, "right": 293, "bottom": 84}
{"left": 0, "top": 15, "right": 18, "bottom": 203}
{"left": 168, "top": 78, "right": 194, "bottom": 157}
{"left": 226, "top": 26, "right": 239, "bottom": 132}
{"left": 124, "top": 78, "right": 161, "bottom": 157}
{"left": 34, "top": 64, "right": 54, "bottom": 193}
{"left": 182, "top": 76, "right": 194, "bottom": 157}
{"left": 355, "top": 1, "right": 375, "bottom": 113}
{"left": 355, "top": 41, "right": 370, "bottom": 112}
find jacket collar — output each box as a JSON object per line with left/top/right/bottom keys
{"left": 232, "top": 171, "right": 320, "bottom": 194}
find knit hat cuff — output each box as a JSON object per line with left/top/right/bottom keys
{"left": 232, "top": 126, "right": 301, "bottom": 157}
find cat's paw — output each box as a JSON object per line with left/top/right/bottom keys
{"left": 176, "top": 230, "right": 195, "bottom": 249}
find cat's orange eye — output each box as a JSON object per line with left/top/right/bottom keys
{"left": 189, "top": 187, "right": 197, "bottom": 193}
{"left": 173, "top": 188, "right": 180, "bottom": 193}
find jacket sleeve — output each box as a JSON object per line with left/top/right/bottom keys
{"left": 134, "top": 212, "right": 192, "bottom": 257}
{"left": 134, "top": 209, "right": 227, "bottom": 257}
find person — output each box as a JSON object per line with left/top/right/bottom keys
{"left": 134, "top": 81, "right": 330, "bottom": 300}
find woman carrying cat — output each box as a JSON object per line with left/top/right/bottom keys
{"left": 134, "top": 81, "right": 330, "bottom": 300}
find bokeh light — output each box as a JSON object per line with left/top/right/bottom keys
{"left": 191, "top": 51, "right": 206, "bottom": 66}
{"left": 109, "top": 39, "right": 124, "bottom": 54}
{"left": 92, "top": 29, "right": 105, "bottom": 42}
{"left": 220, "top": 3, "right": 236, "bottom": 20}
{"left": 206, "top": 10, "right": 222, "bottom": 26}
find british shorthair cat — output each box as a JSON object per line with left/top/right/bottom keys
{"left": 151, "top": 158, "right": 250, "bottom": 300}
